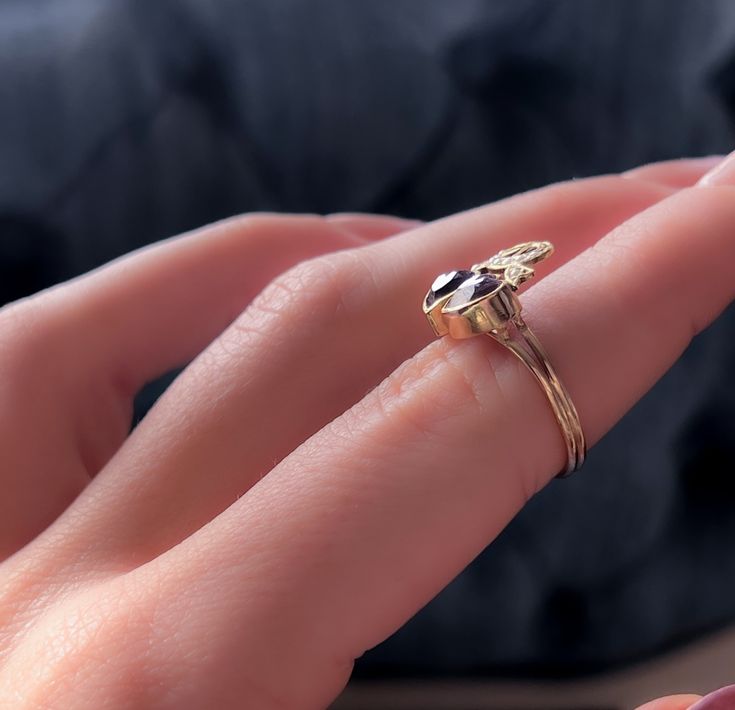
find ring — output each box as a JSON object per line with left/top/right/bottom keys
{"left": 422, "top": 241, "right": 586, "bottom": 477}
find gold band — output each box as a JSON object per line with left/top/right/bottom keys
{"left": 422, "top": 241, "right": 586, "bottom": 478}
{"left": 493, "top": 316, "right": 585, "bottom": 476}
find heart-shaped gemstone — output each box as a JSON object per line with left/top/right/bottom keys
{"left": 424, "top": 269, "right": 475, "bottom": 309}
{"left": 444, "top": 273, "right": 503, "bottom": 310}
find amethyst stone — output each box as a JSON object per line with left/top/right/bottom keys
{"left": 444, "top": 273, "right": 503, "bottom": 310}
{"left": 424, "top": 269, "right": 474, "bottom": 308}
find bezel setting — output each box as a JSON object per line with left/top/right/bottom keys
{"left": 422, "top": 241, "right": 553, "bottom": 339}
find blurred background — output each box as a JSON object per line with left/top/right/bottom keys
{"left": 2, "top": 1, "right": 735, "bottom": 708}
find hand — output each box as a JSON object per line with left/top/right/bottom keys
{"left": 1, "top": 155, "right": 733, "bottom": 709}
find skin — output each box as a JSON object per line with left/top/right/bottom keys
{"left": 0, "top": 155, "right": 732, "bottom": 708}
{"left": 636, "top": 697, "right": 703, "bottom": 710}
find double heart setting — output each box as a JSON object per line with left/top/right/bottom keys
{"left": 422, "top": 241, "right": 553, "bottom": 339}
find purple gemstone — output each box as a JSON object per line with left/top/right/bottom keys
{"left": 444, "top": 273, "right": 502, "bottom": 310}
{"left": 424, "top": 269, "right": 474, "bottom": 308}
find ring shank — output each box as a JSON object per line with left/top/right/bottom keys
{"left": 490, "top": 317, "right": 586, "bottom": 477}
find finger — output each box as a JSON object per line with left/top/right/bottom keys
{"left": 145, "top": 178, "right": 735, "bottom": 707}
{"left": 622, "top": 155, "right": 724, "bottom": 187}
{"left": 636, "top": 696, "right": 702, "bottom": 710}
{"left": 38, "top": 212, "right": 421, "bottom": 395}
{"left": 45, "top": 171, "right": 680, "bottom": 573}
{"left": 689, "top": 685, "right": 735, "bottom": 709}
{"left": 0, "top": 212, "right": 417, "bottom": 559}
{"left": 326, "top": 212, "right": 423, "bottom": 238}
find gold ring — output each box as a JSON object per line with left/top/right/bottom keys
{"left": 422, "top": 241, "right": 586, "bottom": 477}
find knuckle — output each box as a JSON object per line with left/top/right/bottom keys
{"left": 200, "top": 247, "right": 374, "bottom": 371}
{"left": 339, "top": 336, "right": 545, "bottom": 504}
{"left": 216, "top": 211, "right": 321, "bottom": 237}
{"left": 0, "top": 298, "right": 62, "bottom": 381}
{"left": 355, "top": 338, "right": 498, "bottom": 442}
{"left": 0, "top": 299, "right": 38, "bottom": 348}
{"left": 229, "top": 248, "right": 375, "bottom": 342}
{"left": 518, "top": 175, "right": 605, "bottom": 214}
{"left": 1, "top": 580, "right": 161, "bottom": 709}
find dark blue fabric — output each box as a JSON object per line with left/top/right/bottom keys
{"left": 1, "top": 0, "right": 735, "bottom": 679}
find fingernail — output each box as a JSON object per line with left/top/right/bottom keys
{"left": 698, "top": 149, "right": 735, "bottom": 186}
{"left": 689, "top": 684, "right": 735, "bottom": 709}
